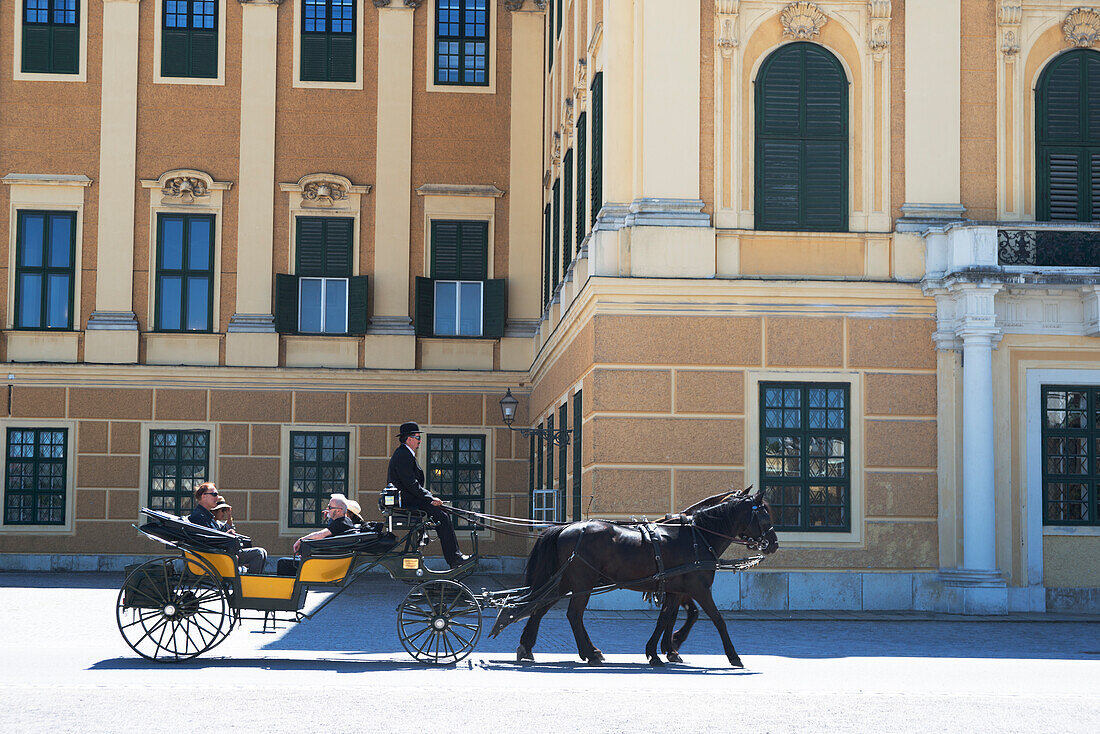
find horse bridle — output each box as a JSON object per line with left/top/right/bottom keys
{"left": 695, "top": 501, "right": 775, "bottom": 552}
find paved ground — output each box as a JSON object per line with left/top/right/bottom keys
{"left": 1, "top": 571, "right": 1098, "bottom": 733}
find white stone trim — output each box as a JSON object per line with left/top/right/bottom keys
{"left": 0, "top": 418, "right": 78, "bottom": 535}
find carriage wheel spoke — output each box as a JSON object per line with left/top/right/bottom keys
{"left": 133, "top": 614, "right": 171, "bottom": 650}
{"left": 445, "top": 626, "right": 473, "bottom": 651}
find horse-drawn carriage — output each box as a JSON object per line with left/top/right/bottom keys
{"left": 116, "top": 487, "right": 778, "bottom": 667}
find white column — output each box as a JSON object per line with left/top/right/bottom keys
{"left": 85, "top": 0, "right": 141, "bottom": 364}
{"left": 225, "top": 0, "right": 281, "bottom": 367}
{"left": 960, "top": 328, "right": 997, "bottom": 571}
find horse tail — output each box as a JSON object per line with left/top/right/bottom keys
{"left": 525, "top": 524, "right": 568, "bottom": 589}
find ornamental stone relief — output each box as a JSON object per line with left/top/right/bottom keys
{"left": 869, "top": 1, "right": 891, "bottom": 59}
{"left": 998, "top": 0, "right": 1021, "bottom": 56}
{"left": 716, "top": 0, "right": 740, "bottom": 56}
{"left": 504, "top": 0, "right": 546, "bottom": 10}
{"left": 1063, "top": 7, "right": 1100, "bottom": 48}
{"left": 373, "top": 0, "right": 423, "bottom": 8}
{"left": 780, "top": 1, "right": 828, "bottom": 40}
{"left": 161, "top": 176, "right": 209, "bottom": 203}
{"left": 301, "top": 180, "right": 349, "bottom": 207}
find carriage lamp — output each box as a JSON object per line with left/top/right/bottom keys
{"left": 499, "top": 388, "right": 573, "bottom": 447}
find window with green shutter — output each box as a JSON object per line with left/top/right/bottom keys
{"left": 426, "top": 434, "right": 485, "bottom": 529}
{"left": 543, "top": 204, "right": 552, "bottom": 310}
{"left": 1036, "top": 49, "right": 1100, "bottom": 222}
{"left": 415, "top": 220, "right": 506, "bottom": 338}
{"left": 572, "top": 390, "right": 582, "bottom": 521}
{"left": 148, "top": 430, "right": 209, "bottom": 516}
{"left": 552, "top": 180, "right": 561, "bottom": 291}
{"left": 275, "top": 217, "right": 367, "bottom": 335}
{"left": 1041, "top": 386, "right": 1100, "bottom": 525}
{"left": 155, "top": 213, "right": 215, "bottom": 332}
{"left": 22, "top": 0, "right": 79, "bottom": 75}
{"left": 760, "top": 382, "right": 850, "bottom": 532}
{"left": 590, "top": 72, "right": 603, "bottom": 227}
{"left": 434, "top": 0, "right": 489, "bottom": 86}
{"left": 754, "top": 42, "right": 848, "bottom": 232}
{"left": 4, "top": 428, "right": 67, "bottom": 525}
{"left": 563, "top": 150, "right": 574, "bottom": 277}
{"left": 162, "top": 1, "right": 218, "bottom": 79}
{"left": 14, "top": 210, "right": 75, "bottom": 331}
{"left": 301, "top": 0, "right": 356, "bottom": 83}
{"left": 576, "top": 113, "right": 587, "bottom": 252}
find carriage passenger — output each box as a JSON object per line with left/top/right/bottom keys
{"left": 188, "top": 482, "right": 268, "bottom": 574}
{"left": 292, "top": 493, "right": 359, "bottom": 553}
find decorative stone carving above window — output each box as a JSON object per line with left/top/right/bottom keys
{"left": 780, "top": 2, "right": 827, "bottom": 40}
{"left": 1063, "top": 7, "right": 1100, "bottom": 48}
{"left": 140, "top": 170, "right": 231, "bottom": 207}
{"left": 716, "top": 0, "right": 740, "bottom": 57}
{"left": 574, "top": 59, "right": 587, "bottom": 103}
{"left": 869, "top": 1, "right": 891, "bottom": 60}
{"left": 997, "top": 0, "right": 1022, "bottom": 57}
{"left": 279, "top": 174, "right": 370, "bottom": 212}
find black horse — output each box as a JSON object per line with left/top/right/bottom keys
{"left": 511, "top": 488, "right": 778, "bottom": 667}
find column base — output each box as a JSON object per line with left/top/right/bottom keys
{"left": 227, "top": 313, "right": 276, "bottom": 333}
{"left": 85, "top": 311, "right": 138, "bottom": 364}
{"left": 896, "top": 202, "right": 967, "bottom": 232}
{"left": 225, "top": 331, "right": 279, "bottom": 367}
{"left": 624, "top": 198, "right": 711, "bottom": 228}
{"left": 936, "top": 569, "right": 1009, "bottom": 614}
{"left": 368, "top": 316, "right": 414, "bottom": 336}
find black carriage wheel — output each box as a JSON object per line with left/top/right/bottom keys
{"left": 116, "top": 556, "right": 232, "bottom": 662}
{"left": 397, "top": 579, "right": 482, "bottom": 665}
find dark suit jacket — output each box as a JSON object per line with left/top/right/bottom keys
{"left": 189, "top": 505, "right": 223, "bottom": 530}
{"left": 387, "top": 445, "right": 434, "bottom": 509}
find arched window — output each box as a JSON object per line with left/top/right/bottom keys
{"left": 755, "top": 42, "right": 848, "bottom": 231}
{"left": 1036, "top": 49, "right": 1100, "bottom": 222}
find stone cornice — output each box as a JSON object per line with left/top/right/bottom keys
{"left": 415, "top": 183, "right": 506, "bottom": 198}
{"left": 2, "top": 173, "right": 92, "bottom": 187}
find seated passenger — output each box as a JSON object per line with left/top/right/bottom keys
{"left": 292, "top": 493, "right": 358, "bottom": 554}
{"left": 212, "top": 500, "right": 233, "bottom": 529}
{"left": 345, "top": 499, "right": 365, "bottom": 526}
{"left": 188, "top": 482, "right": 267, "bottom": 574}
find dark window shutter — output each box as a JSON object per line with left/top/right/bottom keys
{"left": 296, "top": 218, "right": 326, "bottom": 276}
{"left": 431, "top": 221, "right": 461, "bottom": 278}
{"left": 1092, "top": 153, "right": 1100, "bottom": 221}
{"left": 552, "top": 180, "right": 560, "bottom": 290}
{"left": 529, "top": 433, "right": 536, "bottom": 520}
{"left": 323, "top": 218, "right": 353, "bottom": 276}
{"left": 563, "top": 150, "right": 573, "bottom": 275}
{"left": 161, "top": 29, "right": 190, "bottom": 77}
{"left": 415, "top": 276, "right": 434, "bottom": 336}
{"left": 1043, "top": 149, "right": 1083, "bottom": 220}
{"left": 576, "top": 113, "right": 587, "bottom": 252}
{"left": 51, "top": 26, "right": 79, "bottom": 75}
{"left": 755, "top": 42, "right": 848, "bottom": 232}
{"left": 190, "top": 30, "right": 218, "bottom": 79}
{"left": 1037, "top": 49, "right": 1100, "bottom": 222}
{"left": 482, "top": 278, "right": 507, "bottom": 338}
{"left": 301, "top": 34, "right": 328, "bottom": 81}
{"left": 275, "top": 273, "right": 299, "bottom": 333}
{"left": 22, "top": 25, "right": 50, "bottom": 73}
{"left": 458, "top": 221, "right": 488, "bottom": 280}
{"left": 328, "top": 35, "right": 356, "bottom": 83}
{"left": 590, "top": 72, "right": 603, "bottom": 226}
{"left": 543, "top": 205, "right": 551, "bottom": 310}
{"left": 1044, "top": 54, "right": 1083, "bottom": 141}
{"left": 347, "top": 275, "right": 369, "bottom": 335}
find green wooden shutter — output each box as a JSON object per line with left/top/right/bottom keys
{"left": 414, "top": 276, "right": 434, "bottom": 336}
{"left": 301, "top": 34, "right": 328, "bottom": 81}
{"left": 1037, "top": 49, "right": 1100, "bottom": 222}
{"left": 590, "top": 72, "right": 603, "bottom": 226}
{"left": 323, "top": 218, "right": 353, "bottom": 276}
{"left": 576, "top": 113, "right": 587, "bottom": 251}
{"left": 296, "top": 218, "right": 326, "bottom": 276}
{"left": 1043, "top": 148, "right": 1083, "bottom": 220}
{"left": 161, "top": 29, "right": 190, "bottom": 77}
{"left": 482, "top": 278, "right": 506, "bottom": 338}
{"left": 755, "top": 42, "right": 848, "bottom": 232}
{"left": 542, "top": 205, "right": 551, "bottom": 309}
{"left": 347, "top": 275, "right": 369, "bottom": 335}
{"left": 529, "top": 433, "right": 536, "bottom": 520}
{"left": 22, "top": 25, "right": 51, "bottom": 73}
{"left": 329, "top": 34, "right": 356, "bottom": 83}
{"left": 51, "top": 25, "right": 79, "bottom": 75}
{"left": 431, "top": 221, "right": 461, "bottom": 278}
{"left": 275, "top": 273, "right": 299, "bottom": 333}
{"left": 459, "top": 221, "right": 489, "bottom": 280}
{"left": 572, "top": 390, "right": 582, "bottom": 521}
{"left": 552, "top": 180, "right": 560, "bottom": 290}
{"left": 563, "top": 150, "right": 573, "bottom": 275}
{"left": 190, "top": 30, "right": 218, "bottom": 79}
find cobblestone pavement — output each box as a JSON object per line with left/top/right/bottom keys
{"left": 1, "top": 572, "right": 1098, "bottom": 733}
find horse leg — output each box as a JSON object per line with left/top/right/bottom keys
{"left": 691, "top": 587, "right": 743, "bottom": 668}
{"left": 517, "top": 602, "right": 554, "bottom": 662}
{"left": 646, "top": 595, "right": 679, "bottom": 666}
{"left": 666, "top": 599, "right": 699, "bottom": 663}
{"left": 566, "top": 592, "right": 603, "bottom": 664}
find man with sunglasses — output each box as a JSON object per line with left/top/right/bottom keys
{"left": 189, "top": 482, "right": 268, "bottom": 574}
{"left": 292, "top": 493, "right": 358, "bottom": 553}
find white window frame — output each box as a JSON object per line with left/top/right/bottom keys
{"left": 298, "top": 276, "right": 350, "bottom": 334}
{"left": 433, "top": 279, "right": 484, "bottom": 337}
{"left": 0, "top": 418, "right": 77, "bottom": 534}
{"left": 152, "top": 0, "right": 227, "bottom": 86}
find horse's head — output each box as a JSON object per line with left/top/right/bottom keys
{"left": 740, "top": 489, "right": 778, "bottom": 555}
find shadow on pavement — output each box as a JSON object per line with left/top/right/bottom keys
{"left": 88, "top": 656, "right": 433, "bottom": 674}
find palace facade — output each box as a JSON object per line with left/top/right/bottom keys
{"left": 1, "top": 0, "right": 1098, "bottom": 614}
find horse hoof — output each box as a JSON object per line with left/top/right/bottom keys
{"left": 666, "top": 652, "right": 683, "bottom": 663}
{"left": 587, "top": 649, "right": 605, "bottom": 665}
{"left": 729, "top": 656, "right": 744, "bottom": 669}
{"left": 516, "top": 645, "right": 534, "bottom": 662}
{"left": 648, "top": 656, "right": 665, "bottom": 666}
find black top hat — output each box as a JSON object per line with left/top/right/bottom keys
{"left": 397, "top": 421, "right": 421, "bottom": 438}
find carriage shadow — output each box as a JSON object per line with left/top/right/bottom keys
{"left": 476, "top": 659, "right": 759, "bottom": 675}
{"left": 88, "top": 656, "right": 439, "bottom": 674}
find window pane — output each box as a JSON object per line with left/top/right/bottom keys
{"left": 458, "top": 281, "right": 482, "bottom": 336}
{"left": 46, "top": 274, "right": 69, "bottom": 328}
{"left": 323, "top": 279, "right": 347, "bottom": 333}
{"left": 48, "top": 215, "right": 71, "bottom": 267}
{"left": 299, "top": 278, "right": 323, "bottom": 333}
{"left": 20, "top": 214, "right": 44, "bottom": 268}
{"left": 186, "top": 276, "right": 209, "bottom": 331}
{"left": 159, "top": 276, "right": 182, "bottom": 330}
{"left": 17, "top": 274, "right": 42, "bottom": 328}
{"left": 161, "top": 218, "right": 184, "bottom": 270}
{"left": 435, "top": 281, "right": 457, "bottom": 335}
{"left": 188, "top": 219, "right": 211, "bottom": 270}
